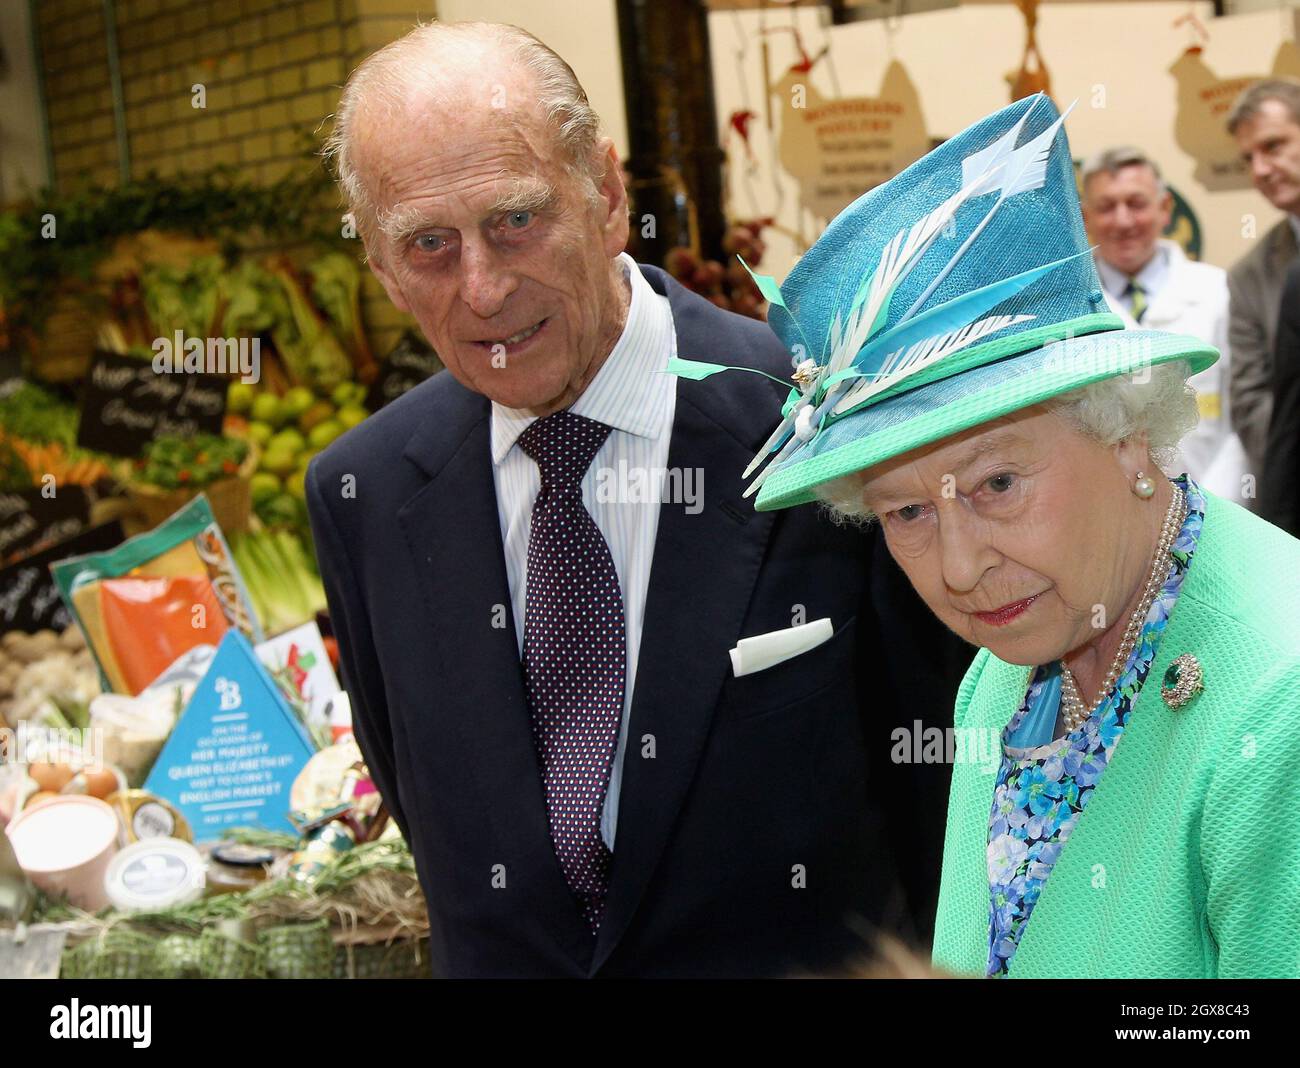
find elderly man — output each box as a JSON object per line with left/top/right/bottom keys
{"left": 1080, "top": 146, "right": 1246, "bottom": 502}
{"left": 306, "top": 21, "right": 969, "bottom": 977}
{"left": 1225, "top": 79, "right": 1300, "bottom": 481}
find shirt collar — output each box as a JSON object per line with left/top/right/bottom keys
{"left": 1095, "top": 241, "right": 1170, "bottom": 301}
{"left": 490, "top": 253, "right": 676, "bottom": 466}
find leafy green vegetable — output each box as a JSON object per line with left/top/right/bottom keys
{"left": 0, "top": 380, "right": 79, "bottom": 446}
{"left": 265, "top": 257, "right": 352, "bottom": 393}
{"left": 231, "top": 528, "right": 327, "bottom": 636}
{"left": 136, "top": 433, "right": 248, "bottom": 490}
{"left": 0, "top": 158, "right": 343, "bottom": 355}
{"left": 309, "top": 252, "right": 377, "bottom": 382}
{"left": 219, "top": 259, "right": 282, "bottom": 338}
{"left": 140, "top": 254, "right": 225, "bottom": 342}
{"left": 0, "top": 439, "right": 31, "bottom": 490}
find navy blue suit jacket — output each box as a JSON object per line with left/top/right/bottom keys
{"left": 305, "top": 264, "right": 971, "bottom": 977}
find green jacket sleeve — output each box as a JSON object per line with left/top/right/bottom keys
{"left": 1201, "top": 656, "right": 1300, "bottom": 978}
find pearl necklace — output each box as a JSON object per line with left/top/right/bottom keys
{"left": 1058, "top": 485, "right": 1186, "bottom": 733}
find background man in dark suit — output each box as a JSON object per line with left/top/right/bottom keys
{"left": 1226, "top": 79, "right": 1300, "bottom": 478}
{"left": 1260, "top": 260, "right": 1300, "bottom": 535}
{"left": 307, "top": 19, "right": 968, "bottom": 977}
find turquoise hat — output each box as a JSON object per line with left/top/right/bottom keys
{"left": 668, "top": 93, "right": 1218, "bottom": 511}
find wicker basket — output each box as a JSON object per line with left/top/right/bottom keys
{"left": 28, "top": 290, "right": 100, "bottom": 383}
{"left": 127, "top": 443, "right": 258, "bottom": 536}
{"left": 55, "top": 922, "right": 430, "bottom": 980}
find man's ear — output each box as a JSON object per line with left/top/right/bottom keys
{"left": 366, "top": 241, "right": 411, "bottom": 314}
{"left": 594, "top": 138, "right": 630, "bottom": 258}
{"left": 1156, "top": 190, "right": 1174, "bottom": 233}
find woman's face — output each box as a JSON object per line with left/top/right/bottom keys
{"left": 854, "top": 405, "right": 1156, "bottom": 667}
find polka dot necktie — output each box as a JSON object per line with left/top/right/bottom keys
{"left": 517, "top": 410, "right": 626, "bottom": 933}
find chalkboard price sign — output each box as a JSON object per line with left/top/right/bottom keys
{"left": 0, "top": 486, "right": 91, "bottom": 565}
{"left": 76, "top": 350, "right": 227, "bottom": 457}
{"left": 0, "top": 520, "right": 124, "bottom": 635}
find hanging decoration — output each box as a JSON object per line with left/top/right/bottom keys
{"left": 762, "top": 22, "right": 930, "bottom": 225}
{"left": 1169, "top": 8, "right": 1300, "bottom": 192}
{"left": 1006, "top": 0, "right": 1052, "bottom": 101}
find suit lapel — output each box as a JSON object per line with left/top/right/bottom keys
{"left": 395, "top": 393, "right": 594, "bottom": 959}
{"left": 1266, "top": 218, "right": 1299, "bottom": 281}
{"left": 590, "top": 268, "right": 780, "bottom": 971}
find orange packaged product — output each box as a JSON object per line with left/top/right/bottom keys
{"left": 52, "top": 495, "right": 262, "bottom": 695}
{"left": 97, "top": 574, "right": 231, "bottom": 694}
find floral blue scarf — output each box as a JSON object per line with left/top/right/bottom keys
{"left": 985, "top": 474, "right": 1205, "bottom": 977}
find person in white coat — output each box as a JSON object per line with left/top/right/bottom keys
{"left": 1081, "top": 146, "right": 1250, "bottom": 506}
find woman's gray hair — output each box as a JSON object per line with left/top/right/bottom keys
{"left": 322, "top": 20, "right": 605, "bottom": 243}
{"left": 815, "top": 358, "right": 1200, "bottom": 526}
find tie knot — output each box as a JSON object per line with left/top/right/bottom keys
{"left": 517, "top": 411, "right": 613, "bottom": 489}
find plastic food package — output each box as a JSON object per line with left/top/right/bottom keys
{"left": 89, "top": 644, "right": 215, "bottom": 785}
{"left": 51, "top": 496, "right": 263, "bottom": 696}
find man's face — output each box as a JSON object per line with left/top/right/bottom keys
{"left": 1234, "top": 98, "right": 1300, "bottom": 216}
{"left": 1082, "top": 164, "right": 1171, "bottom": 277}
{"left": 360, "top": 81, "right": 630, "bottom": 414}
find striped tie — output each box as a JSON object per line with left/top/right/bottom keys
{"left": 1125, "top": 277, "right": 1148, "bottom": 323}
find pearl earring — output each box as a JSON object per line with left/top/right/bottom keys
{"left": 1133, "top": 471, "right": 1156, "bottom": 498}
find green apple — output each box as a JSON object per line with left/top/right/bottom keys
{"left": 247, "top": 421, "right": 273, "bottom": 447}
{"left": 268, "top": 428, "right": 306, "bottom": 455}
{"left": 337, "top": 405, "right": 367, "bottom": 431}
{"left": 281, "top": 386, "right": 315, "bottom": 420}
{"left": 251, "top": 393, "right": 285, "bottom": 428}
{"left": 307, "top": 420, "right": 344, "bottom": 450}
{"left": 260, "top": 447, "right": 299, "bottom": 478}
{"left": 250, "top": 472, "right": 282, "bottom": 505}
{"left": 227, "top": 381, "right": 255, "bottom": 414}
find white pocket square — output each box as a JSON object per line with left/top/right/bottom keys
{"left": 729, "top": 618, "right": 834, "bottom": 678}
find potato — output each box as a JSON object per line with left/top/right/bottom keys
{"left": 59, "top": 626, "right": 86, "bottom": 651}
{"left": 8, "top": 636, "right": 47, "bottom": 664}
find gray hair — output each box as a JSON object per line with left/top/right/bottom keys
{"left": 1079, "top": 146, "right": 1167, "bottom": 198}
{"left": 1227, "top": 77, "right": 1300, "bottom": 136}
{"left": 322, "top": 20, "right": 605, "bottom": 243}
{"left": 815, "top": 359, "right": 1200, "bottom": 526}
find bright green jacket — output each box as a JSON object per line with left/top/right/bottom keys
{"left": 932, "top": 491, "right": 1300, "bottom": 978}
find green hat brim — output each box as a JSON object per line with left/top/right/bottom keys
{"left": 753, "top": 330, "right": 1219, "bottom": 512}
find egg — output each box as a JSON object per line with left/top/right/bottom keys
{"left": 24, "top": 790, "right": 60, "bottom": 809}
{"left": 29, "top": 762, "right": 74, "bottom": 793}
{"left": 81, "top": 769, "right": 119, "bottom": 799}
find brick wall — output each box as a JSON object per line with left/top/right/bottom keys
{"left": 32, "top": 0, "right": 441, "bottom": 357}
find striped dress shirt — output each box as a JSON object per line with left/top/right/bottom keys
{"left": 490, "top": 253, "right": 678, "bottom": 849}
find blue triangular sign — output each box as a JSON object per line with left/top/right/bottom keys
{"left": 145, "top": 630, "right": 318, "bottom": 841}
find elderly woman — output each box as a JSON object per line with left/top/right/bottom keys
{"left": 676, "top": 94, "right": 1300, "bottom": 978}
